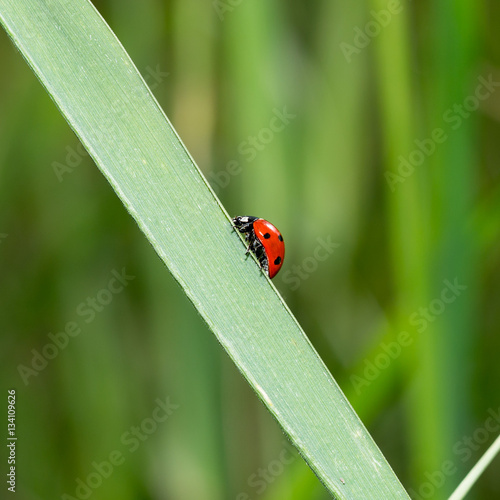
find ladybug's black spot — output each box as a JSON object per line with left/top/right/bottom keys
{"left": 274, "top": 256, "right": 282, "bottom": 265}
{"left": 278, "top": 234, "right": 283, "bottom": 241}
{"left": 263, "top": 233, "right": 271, "bottom": 239}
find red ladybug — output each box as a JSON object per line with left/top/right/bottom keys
{"left": 232, "top": 216, "right": 285, "bottom": 279}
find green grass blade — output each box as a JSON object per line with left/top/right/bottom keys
{"left": 0, "top": 1, "right": 410, "bottom": 497}
{"left": 448, "top": 434, "right": 500, "bottom": 500}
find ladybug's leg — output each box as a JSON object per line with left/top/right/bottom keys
{"left": 255, "top": 247, "right": 269, "bottom": 276}
{"left": 231, "top": 221, "right": 251, "bottom": 234}
{"left": 251, "top": 237, "right": 263, "bottom": 256}
{"left": 259, "top": 258, "right": 269, "bottom": 276}
{"left": 251, "top": 240, "right": 269, "bottom": 276}
{"left": 237, "top": 222, "right": 254, "bottom": 234}
{"left": 245, "top": 236, "right": 258, "bottom": 255}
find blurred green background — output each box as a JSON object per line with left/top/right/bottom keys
{"left": 1, "top": 0, "right": 499, "bottom": 499}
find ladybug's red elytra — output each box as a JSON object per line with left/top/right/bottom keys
{"left": 232, "top": 216, "right": 285, "bottom": 279}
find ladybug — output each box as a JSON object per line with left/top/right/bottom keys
{"left": 232, "top": 216, "right": 285, "bottom": 279}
